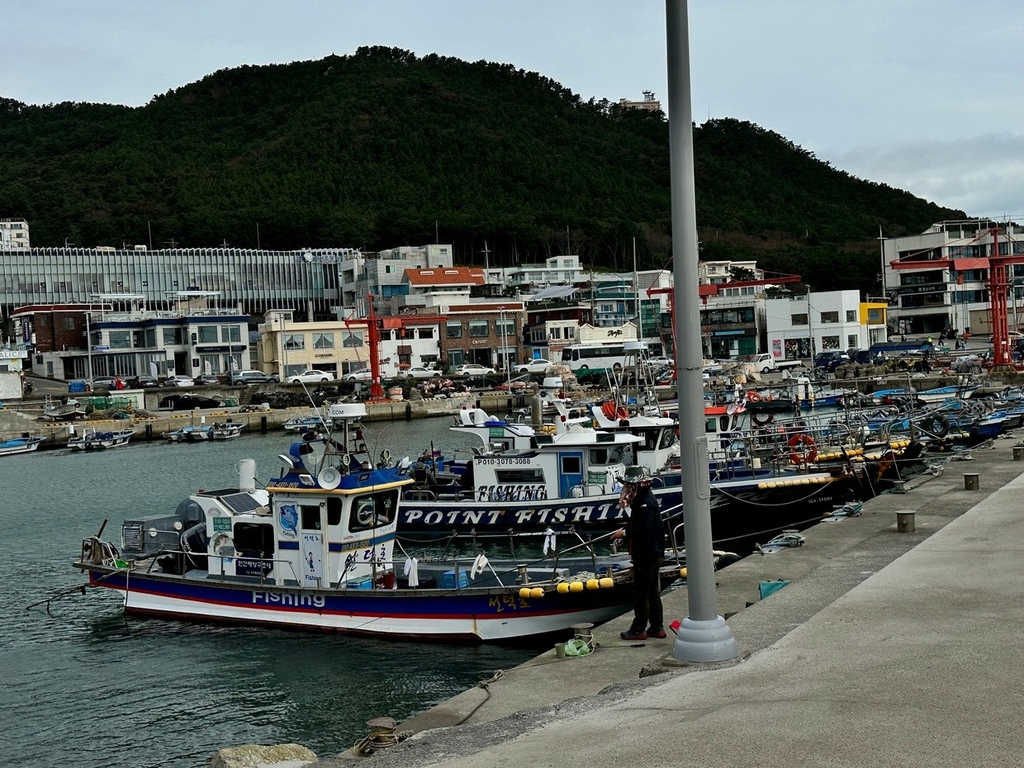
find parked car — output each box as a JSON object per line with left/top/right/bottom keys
{"left": 90, "top": 376, "right": 121, "bottom": 390}
{"left": 288, "top": 369, "right": 335, "bottom": 384}
{"left": 194, "top": 373, "right": 222, "bottom": 385}
{"left": 813, "top": 351, "right": 849, "bottom": 372}
{"left": 128, "top": 374, "right": 160, "bottom": 388}
{"left": 646, "top": 355, "right": 675, "bottom": 369}
{"left": 230, "top": 370, "right": 274, "bottom": 385}
{"left": 456, "top": 363, "right": 496, "bottom": 376}
{"left": 344, "top": 369, "right": 374, "bottom": 382}
{"left": 404, "top": 366, "right": 442, "bottom": 379}
{"left": 517, "top": 358, "right": 553, "bottom": 374}
{"left": 165, "top": 375, "right": 195, "bottom": 387}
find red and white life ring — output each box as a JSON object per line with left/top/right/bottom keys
{"left": 788, "top": 433, "right": 818, "bottom": 465}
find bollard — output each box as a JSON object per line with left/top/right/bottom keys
{"left": 260, "top": 415, "right": 268, "bottom": 433}
{"left": 554, "top": 642, "right": 566, "bottom": 659}
{"left": 963, "top": 472, "right": 980, "bottom": 491}
{"left": 896, "top": 510, "right": 916, "bottom": 533}
{"left": 1014, "top": 446, "right": 1024, "bottom": 461}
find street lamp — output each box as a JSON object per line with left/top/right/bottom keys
{"left": 498, "top": 307, "right": 510, "bottom": 388}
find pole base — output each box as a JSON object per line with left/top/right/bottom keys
{"left": 670, "top": 615, "right": 739, "bottom": 663}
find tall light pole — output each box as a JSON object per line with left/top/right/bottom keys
{"left": 666, "top": 0, "right": 738, "bottom": 663}
{"left": 499, "top": 306, "right": 510, "bottom": 387}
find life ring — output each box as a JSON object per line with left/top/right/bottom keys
{"left": 751, "top": 411, "right": 774, "bottom": 427}
{"left": 920, "top": 413, "right": 949, "bottom": 438}
{"left": 746, "top": 391, "right": 762, "bottom": 402}
{"left": 788, "top": 433, "right": 818, "bottom": 465}
{"left": 380, "top": 448, "right": 392, "bottom": 465}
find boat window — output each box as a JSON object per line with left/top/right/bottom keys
{"left": 300, "top": 504, "right": 321, "bottom": 530}
{"left": 560, "top": 455, "right": 582, "bottom": 474}
{"left": 495, "top": 468, "right": 544, "bottom": 483}
{"left": 705, "top": 417, "right": 717, "bottom": 433}
{"left": 233, "top": 523, "right": 274, "bottom": 558}
{"left": 326, "top": 497, "right": 343, "bottom": 526}
{"left": 350, "top": 490, "right": 398, "bottom": 533}
{"left": 719, "top": 415, "right": 729, "bottom": 432}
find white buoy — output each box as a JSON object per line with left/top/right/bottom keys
{"left": 237, "top": 458, "right": 257, "bottom": 492}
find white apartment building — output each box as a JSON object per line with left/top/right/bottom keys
{"left": 882, "top": 219, "right": 1024, "bottom": 337}
{"left": 765, "top": 290, "right": 888, "bottom": 360}
{"left": 0, "top": 218, "right": 30, "bottom": 249}
{"left": 338, "top": 244, "right": 453, "bottom": 310}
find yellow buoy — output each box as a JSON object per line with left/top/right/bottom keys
{"left": 569, "top": 581, "right": 584, "bottom": 593}
{"left": 679, "top": 567, "right": 688, "bottom": 578}
{"left": 530, "top": 587, "right": 545, "bottom": 599}
{"left": 519, "top": 587, "right": 532, "bottom": 599}
{"left": 556, "top": 582, "right": 570, "bottom": 594}
{"left": 586, "top": 579, "right": 600, "bottom": 590}
{"left": 599, "top": 577, "right": 614, "bottom": 589}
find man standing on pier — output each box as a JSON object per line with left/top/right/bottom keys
{"left": 611, "top": 466, "right": 666, "bottom": 640}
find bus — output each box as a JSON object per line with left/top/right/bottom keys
{"left": 559, "top": 340, "right": 663, "bottom": 372}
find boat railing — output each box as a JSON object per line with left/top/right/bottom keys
{"left": 567, "top": 482, "right": 607, "bottom": 498}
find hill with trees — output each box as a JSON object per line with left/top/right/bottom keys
{"left": 0, "top": 46, "right": 963, "bottom": 294}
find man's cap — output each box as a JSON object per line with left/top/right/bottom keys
{"left": 622, "top": 465, "right": 648, "bottom": 483}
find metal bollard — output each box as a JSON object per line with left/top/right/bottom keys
{"left": 554, "top": 642, "right": 566, "bottom": 659}
{"left": 963, "top": 472, "right": 980, "bottom": 491}
{"left": 896, "top": 510, "right": 916, "bottom": 533}
{"left": 1014, "top": 446, "right": 1024, "bottom": 461}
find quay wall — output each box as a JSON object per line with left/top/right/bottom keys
{"left": 0, "top": 390, "right": 533, "bottom": 449}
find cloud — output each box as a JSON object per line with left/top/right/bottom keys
{"left": 829, "top": 133, "right": 1024, "bottom": 219}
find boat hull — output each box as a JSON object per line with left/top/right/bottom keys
{"left": 399, "top": 472, "right": 863, "bottom": 553}
{"left": 82, "top": 565, "right": 655, "bottom": 642}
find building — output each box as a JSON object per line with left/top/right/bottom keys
{"left": 339, "top": 245, "right": 454, "bottom": 310}
{"left": 259, "top": 310, "right": 372, "bottom": 380}
{"left": 882, "top": 219, "right": 1024, "bottom": 337}
{"left": 13, "top": 293, "right": 251, "bottom": 381}
{"left": 618, "top": 91, "right": 662, "bottom": 112}
{"left": 0, "top": 219, "right": 30, "bottom": 249}
{"left": 0, "top": 246, "right": 351, "bottom": 322}
{"left": 764, "top": 290, "right": 888, "bottom": 360}
{"left": 402, "top": 267, "right": 486, "bottom": 311}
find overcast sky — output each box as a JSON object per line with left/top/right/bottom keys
{"left": 3, "top": 0, "right": 1022, "bottom": 224}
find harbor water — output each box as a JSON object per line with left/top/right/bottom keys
{"left": 2, "top": 417, "right": 542, "bottom": 768}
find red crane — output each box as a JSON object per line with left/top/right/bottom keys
{"left": 343, "top": 294, "right": 387, "bottom": 400}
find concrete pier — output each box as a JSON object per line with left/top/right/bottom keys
{"left": 317, "top": 436, "right": 1024, "bottom": 767}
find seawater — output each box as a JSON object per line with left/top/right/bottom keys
{"left": 2, "top": 418, "right": 541, "bottom": 768}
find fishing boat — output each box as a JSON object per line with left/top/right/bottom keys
{"left": 68, "top": 427, "right": 135, "bottom": 451}
{"left": 282, "top": 414, "right": 326, "bottom": 432}
{"left": 42, "top": 396, "right": 86, "bottom": 421}
{"left": 395, "top": 400, "right": 872, "bottom": 556}
{"left": 165, "top": 421, "right": 244, "bottom": 442}
{"left": 0, "top": 434, "right": 45, "bottom": 456}
{"left": 73, "top": 404, "right": 679, "bottom": 642}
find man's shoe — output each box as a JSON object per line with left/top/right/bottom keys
{"left": 647, "top": 627, "right": 667, "bottom": 639}
{"left": 620, "top": 629, "right": 647, "bottom": 641}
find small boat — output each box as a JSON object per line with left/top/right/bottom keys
{"left": 42, "top": 396, "right": 86, "bottom": 421}
{"left": 68, "top": 428, "right": 135, "bottom": 451}
{"left": 916, "top": 383, "right": 979, "bottom": 404}
{"left": 165, "top": 422, "right": 244, "bottom": 442}
{"left": 73, "top": 403, "right": 679, "bottom": 642}
{"left": 0, "top": 434, "right": 45, "bottom": 456}
{"left": 282, "top": 414, "right": 326, "bottom": 432}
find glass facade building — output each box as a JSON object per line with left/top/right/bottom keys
{"left": 0, "top": 246, "right": 352, "bottom": 319}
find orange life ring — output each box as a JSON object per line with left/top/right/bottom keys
{"left": 788, "top": 433, "right": 817, "bottom": 465}
{"left": 746, "top": 391, "right": 762, "bottom": 402}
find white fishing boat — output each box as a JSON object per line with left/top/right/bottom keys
{"left": 73, "top": 403, "right": 680, "bottom": 642}
{"left": 68, "top": 427, "right": 136, "bottom": 451}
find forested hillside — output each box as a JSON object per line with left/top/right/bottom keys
{"left": 0, "top": 46, "right": 963, "bottom": 294}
